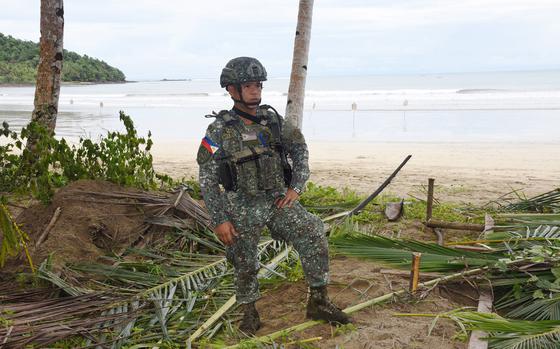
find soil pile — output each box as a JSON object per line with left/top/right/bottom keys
{"left": 14, "top": 180, "right": 154, "bottom": 269}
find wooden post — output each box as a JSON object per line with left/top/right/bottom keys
{"left": 426, "top": 178, "right": 435, "bottom": 221}
{"left": 409, "top": 252, "right": 422, "bottom": 293}
{"left": 285, "top": 0, "right": 314, "bottom": 130}
{"left": 426, "top": 178, "right": 444, "bottom": 245}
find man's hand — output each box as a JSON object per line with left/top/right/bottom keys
{"left": 214, "top": 221, "right": 239, "bottom": 246}
{"left": 275, "top": 188, "right": 300, "bottom": 209}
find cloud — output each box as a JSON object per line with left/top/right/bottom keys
{"left": 1, "top": 0, "right": 559, "bottom": 78}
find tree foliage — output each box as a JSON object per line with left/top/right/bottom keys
{"left": 0, "top": 111, "right": 171, "bottom": 203}
{"left": 0, "top": 32, "right": 125, "bottom": 83}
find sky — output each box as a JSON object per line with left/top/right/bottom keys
{"left": 1, "top": 0, "right": 559, "bottom": 80}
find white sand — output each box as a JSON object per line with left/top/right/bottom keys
{"left": 151, "top": 140, "right": 559, "bottom": 204}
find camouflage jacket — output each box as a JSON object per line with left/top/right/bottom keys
{"left": 197, "top": 106, "right": 310, "bottom": 227}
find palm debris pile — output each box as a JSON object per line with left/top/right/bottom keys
{"left": 330, "top": 188, "right": 560, "bottom": 349}
{"left": 0, "top": 179, "right": 299, "bottom": 348}
{"left": 1, "top": 183, "right": 560, "bottom": 348}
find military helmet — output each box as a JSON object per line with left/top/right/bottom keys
{"left": 220, "top": 57, "right": 267, "bottom": 88}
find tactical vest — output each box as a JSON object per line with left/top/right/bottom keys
{"left": 213, "top": 107, "right": 289, "bottom": 196}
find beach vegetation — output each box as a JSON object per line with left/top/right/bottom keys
{"left": 0, "top": 111, "right": 172, "bottom": 203}
{"left": 0, "top": 32, "right": 125, "bottom": 84}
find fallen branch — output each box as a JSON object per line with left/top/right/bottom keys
{"left": 323, "top": 155, "right": 412, "bottom": 222}
{"left": 35, "top": 207, "right": 62, "bottom": 247}
{"left": 425, "top": 219, "right": 484, "bottom": 232}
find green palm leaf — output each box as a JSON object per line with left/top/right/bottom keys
{"left": 402, "top": 311, "right": 560, "bottom": 349}
{"left": 449, "top": 311, "right": 560, "bottom": 349}
{"left": 506, "top": 294, "right": 560, "bottom": 321}
{"left": 331, "top": 233, "right": 501, "bottom": 272}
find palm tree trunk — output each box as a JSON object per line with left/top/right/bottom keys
{"left": 285, "top": 0, "right": 313, "bottom": 130}
{"left": 27, "top": 0, "right": 64, "bottom": 149}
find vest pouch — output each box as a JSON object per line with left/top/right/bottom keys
{"left": 232, "top": 148, "right": 263, "bottom": 196}
{"left": 258, "top": 152, "right": 286, "bottom": 191}
{"left": 218, "top": 161, "right": 237, "bottom": 191}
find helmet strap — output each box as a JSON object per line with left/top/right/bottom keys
{"left": 231, "top": 84, "right": 261, "bottom": 109}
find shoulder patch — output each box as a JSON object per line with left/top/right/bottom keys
{"left": 197, "top": 144, "right": 212, "bottom": 165}
{"left": 196, "top": 136, "right": 219, "bottom": 165}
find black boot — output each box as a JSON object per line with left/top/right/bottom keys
{"left": 306, "top": 286, "right": 351, "bottom": 324}
{"left": 239, "top": 302, "right": 261, "bottom": 335}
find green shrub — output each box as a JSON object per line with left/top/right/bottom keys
{"left": 0, "top": 111, "right": 172, "bottom": 203}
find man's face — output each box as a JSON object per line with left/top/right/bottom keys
{"left": 229, "top": 82, "right": 262, "bottom": 106}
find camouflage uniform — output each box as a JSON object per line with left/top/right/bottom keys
{"left": 198, "top": 106, "right": 329, "bottom": 304}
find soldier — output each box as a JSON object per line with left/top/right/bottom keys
{"left": 197, "top": 57, "right": 350, "bottom": 335}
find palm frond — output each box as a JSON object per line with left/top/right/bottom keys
{"left": 503, "top": 188, "right": 560, "bottom": 213}
{"left": 506, "top": 294, "right": 560, "bottom": 321}
{"left": 331, "top": 233, "right": 501, "bottom": 272}
{"left": 447, "top": 311, "right": 560, "bottom": 349}
{"left": 0, "top": 203, "right": 34, "bottom": 271}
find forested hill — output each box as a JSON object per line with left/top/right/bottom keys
{"left": 0, "top": 33, "right": 126, "bottom": 84}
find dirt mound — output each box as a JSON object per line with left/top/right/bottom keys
{"left": 14, "top": 180, "right": 153, "bottom": 269}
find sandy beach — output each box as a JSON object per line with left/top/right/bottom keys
{"left": 151, "top": 140, "right": 559, "bottom": 205}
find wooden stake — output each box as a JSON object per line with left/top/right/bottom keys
{"left": 426, "top": 178, "right": 435, "bottom": 221}
{"left": 409, "top": 252, "right": 422, "bottom": 293}
{"left": 426, "top": 178, "right": 444, "bottom": 244}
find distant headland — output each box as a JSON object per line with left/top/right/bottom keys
{"left": 0, "top": 33, "right": 126, "bottom": 84}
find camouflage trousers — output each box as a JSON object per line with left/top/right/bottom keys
{"left": 225, "top": 191, "right": 329, "bottom": 304}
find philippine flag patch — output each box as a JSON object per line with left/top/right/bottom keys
{"left": 201, "top": 136, "right": 219, "bottom": 154}
{"left": 197, "top": 136, "right": 219, "bottom": 165}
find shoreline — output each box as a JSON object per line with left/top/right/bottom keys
{"left": 151, "top": 140, "right": 560, "bottom": 205}
{"left": 0, "top": 81, "right": 130, "bottom": 88}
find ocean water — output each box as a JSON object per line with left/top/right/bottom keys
{"left": 1, "top": 70, "right": 559, "bottom": 143}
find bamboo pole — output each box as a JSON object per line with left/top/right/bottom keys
{"left": 285, "top": 0, "right": 314, "bottom": 130}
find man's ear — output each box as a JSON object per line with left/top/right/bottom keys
{"left": 226, "top": 85, "right": 237, "bottom": 98}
